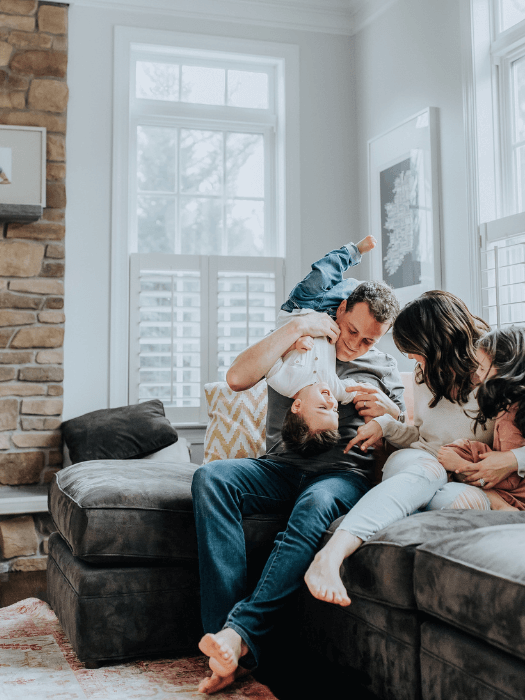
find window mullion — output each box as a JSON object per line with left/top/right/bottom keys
{"left": 222, "top": 133, "right": 227, "bottom": 256}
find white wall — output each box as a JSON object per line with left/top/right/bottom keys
{"left": 353, "top": 0, "right": 469, "bottom": 370}
{"left": 64, "top": 6, "right": 357, "bottom": 419}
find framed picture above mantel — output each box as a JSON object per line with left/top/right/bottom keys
{"left": 368, "top": 107, "right": 442, "bottom": 309}
{"left": 0, "top": 125, "right": 46, "bottom": 223}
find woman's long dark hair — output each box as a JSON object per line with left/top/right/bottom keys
{"left": 392, "top": 290, "right": 489, "bottom": 408}
{"left": 475, "top": 326, "right": 525, "bottom": 436}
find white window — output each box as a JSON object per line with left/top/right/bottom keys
{"left": 491, "top": 0, "right": 525, "bottom": 215}
{"left": 112, "top": 28, "right": 299, "bottom": 422}
{"left": 480, "top": 213, "right": 525, "bottom": 327}
{"left": 471, "top": 0, "right": 525, "bottom": 325}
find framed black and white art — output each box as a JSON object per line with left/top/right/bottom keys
{"left": 368, "top": 107, "right": 441, "bottom": 308}
{"left": 0, "top": 125, "right": 46, "bottom": 222}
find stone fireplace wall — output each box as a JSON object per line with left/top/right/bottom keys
{"left": 0, "top": 0, "right": 68, "bottom": 570}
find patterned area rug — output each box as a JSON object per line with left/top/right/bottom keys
{"left": 0, "top": 598, "right": 277, "bottom": 699}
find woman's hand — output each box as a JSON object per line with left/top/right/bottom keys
{"left": 345, "top": 383, "right": 402, "bottom": 421}
{"left": 344, "top": 420, "right": 383, "bottom": 453}
{"left": 458, "top": 450, "right": 518, "bottom": 489}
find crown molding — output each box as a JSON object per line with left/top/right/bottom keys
{"left": 66, "top": 0, "right": 398, "bottom": 36}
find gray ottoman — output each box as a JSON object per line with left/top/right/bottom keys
{"left": 48, "top": 460, "right": 288, "bottom": 665}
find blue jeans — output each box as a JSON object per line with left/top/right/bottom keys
{"left": 191, "top": 458, "right": 369, "bottom": 669}
{"left": 281, "top": 244, "right": 361, "bottom": 317}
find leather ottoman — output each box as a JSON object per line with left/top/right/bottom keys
{"left": 415, "top": 524, "right": 525, "bottom": 700}
{"left": 48, "top": 460, "right": 288, "bottom": 665}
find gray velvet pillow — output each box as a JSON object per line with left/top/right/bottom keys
{"left": 61, "top": 400, "right": 178, "bottom": 464}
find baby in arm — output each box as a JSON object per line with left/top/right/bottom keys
{"left": 266, "top": 235, "right": 376, "bottom": 456}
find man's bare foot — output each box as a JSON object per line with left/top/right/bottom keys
{"left": 198, "top": 666, "right": 251, "bottom": 694}
{"left": 198, "top": 628, "right": 249, "bottom": 693}
{"left": 304, "top": 529, "right": 362, "bottom": 607}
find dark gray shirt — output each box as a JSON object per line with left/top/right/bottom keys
{"left": 263, "top": 346, "right": 405, "bottom": 480}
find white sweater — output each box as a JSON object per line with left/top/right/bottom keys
{"left": 374, "top": 374, "right": 494, "bottom": 457}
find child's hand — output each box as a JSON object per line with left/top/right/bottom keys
{"left": 344, "top": 420, "right": 382, "bottom": 453}
{"left": 295, "top": 336, "right": 314, "bottom": 353}
{"left": 356, "top": 235, "right": 377, "bottom": 254}
{"left": 437, "top": 446, "right": 465, "bottom": 472}
{"left": 450, "top": 438, "right": 469, "bottom": 448}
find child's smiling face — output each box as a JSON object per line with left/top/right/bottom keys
{"left": 291, "top": 382, "right": 339, "bottom": 433}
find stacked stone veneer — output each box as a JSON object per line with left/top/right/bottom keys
{"left": 0, "top": 0, "right": 68, "bottom": 571}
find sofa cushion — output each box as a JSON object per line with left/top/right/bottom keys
{"left": 327, "top": 510, "right": 525, "bottom": 610}
{"left": 415, "top": 523, "right": 525, "bottom": 662}
{"left": 49, "top": 460, "right": 288, "bottom": 564}
{"left": 203, "top": 381, "right": 267, "bottom": 463}
{"left": 61, "top": 399, "right": 178, "bottom": 464}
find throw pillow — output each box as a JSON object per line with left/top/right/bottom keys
{"left": 141, "top": 437, "right": 191, "bottom": 463}
{"left": 61, "top": 399, "right": 178, "bottom": 464}
{"left": 203, "top": 381, "right": 267, "bottom": 463}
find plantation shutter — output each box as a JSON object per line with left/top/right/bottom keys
{"left": 480, "top": 212, "right": 525, "bottom": 328}
{"left": 130, "top": 253, "right": 284, "bottom": 423}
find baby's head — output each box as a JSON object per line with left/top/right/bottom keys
{"left": 474, "top": 326, "right": 525, "bottom": 433}
{"left": 475, "top": 326, "right": 525, "bottom": 384}
{"left": 281, "top": 383, "right": 340, "bottom": 457}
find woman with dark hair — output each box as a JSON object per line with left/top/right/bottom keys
{"left": 304, "top": 290, "right": 514, "bottom": 607}
{"left": 438, "top": 326, "right": 525, "bottom": 510}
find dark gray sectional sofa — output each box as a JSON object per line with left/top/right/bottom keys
{"left": 48, "top": 459, "right": 525, "bottom": 699}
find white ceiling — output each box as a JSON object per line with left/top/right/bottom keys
{"left": 66, "top": 0, "right": 398, "bottom": 35}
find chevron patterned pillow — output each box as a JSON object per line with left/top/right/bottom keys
{"left": 203, "top": 381, "right": 267, "bottom": 463}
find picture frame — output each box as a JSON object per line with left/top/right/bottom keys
{"left": 368, "top": 107, "right": 441, "bottom": 308}
{"left": 0, "top": 125, "right": 46, "bottom": 220}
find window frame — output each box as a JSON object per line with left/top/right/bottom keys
{"left": 111, "top": 26, "right": 300, "bottom": 417}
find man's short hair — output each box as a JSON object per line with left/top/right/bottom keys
{"left": 281, "top": 410, "right": 340, "bottom": 458}
{"left": 345, "top": 281, "right": 400, "bottom": 324}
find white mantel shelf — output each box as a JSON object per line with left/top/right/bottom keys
{"left": 0, "top": 485, "right": 49, "bottom": 515}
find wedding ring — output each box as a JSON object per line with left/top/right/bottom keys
{"left": 479, "top": 478, "right": 486, "bottom": 487}
{"left": 364, "top": 401, "right": 367, "bottom": 408}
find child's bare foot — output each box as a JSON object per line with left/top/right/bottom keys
{"left": 437, "top": 446, "right": 471, "bottom": 473}
{"left": 356, "top": 235, "right": 376, "bottom": 254}
{"left": 485, "top": 490, "right": 519, "bottom": 511}
{"left": 304, "top": 529, "right": 362, "bottom": 607}
{"left": 198, "top": 628, "right": 249, "bottom": 693}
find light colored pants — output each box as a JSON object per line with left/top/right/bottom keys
{"left": 336, "top": 448, "right": 490, "bottom": 542}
